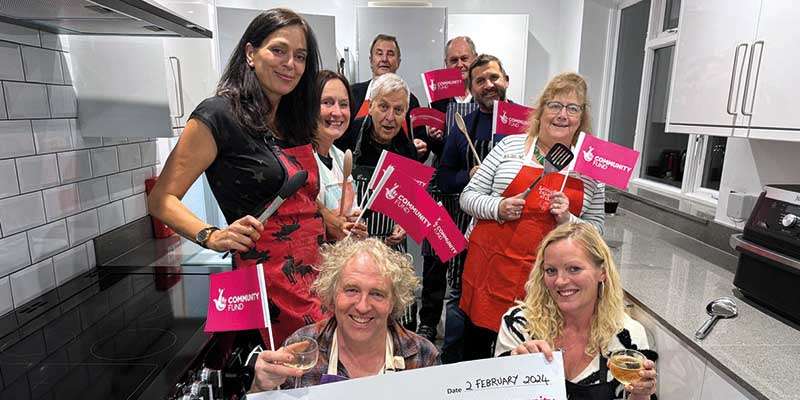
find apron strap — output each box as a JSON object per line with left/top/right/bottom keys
{"left": 327, "top": 328, "right": 405, "bottom": 376}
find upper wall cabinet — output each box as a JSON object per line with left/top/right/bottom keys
{"left": 667, "top": 0, "right": 800, "bottom": 142}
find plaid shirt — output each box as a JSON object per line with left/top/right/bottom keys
{"left": 282, "top": 318, "right": 441, "bottom": 388}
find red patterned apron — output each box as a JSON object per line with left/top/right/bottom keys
{"left": 234, "top": 143, "right": 326, "bottom": 346}
{"left": 459, "top": 147, "right": 584, "bottom": 332}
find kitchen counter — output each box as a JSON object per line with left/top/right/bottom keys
{"left": 605, "top": 210, "right": 800, "bottom": 400}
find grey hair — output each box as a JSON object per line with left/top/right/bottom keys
{"left": 444, "top": 36, "right": 477, "bottom": 59}
{"left": 369, "top": 73, "right": 410, "bottom": 108}
{"left": 312, "top": 238, "right": 420, "bottom": 320}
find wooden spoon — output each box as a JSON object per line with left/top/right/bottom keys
{"left": 455, "top": 112, "right": 482, "bottom": 166}
{"left": 339, "top": 149, "right": 353, "bottom": 216}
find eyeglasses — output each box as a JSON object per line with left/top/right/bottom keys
{"left": 545, "top": 101, "right": 584, "bottom": 116}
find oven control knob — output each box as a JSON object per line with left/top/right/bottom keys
{"left": 782, "top": 214, "right": 798, "bottom": 228}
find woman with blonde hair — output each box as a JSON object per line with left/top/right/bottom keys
{"left": 495, "top": 223, "right": 657, "bottom": 400}
{"left": 459, "top": 72, "right": 605, "bottom": 359}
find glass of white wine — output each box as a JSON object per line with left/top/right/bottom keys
{"left": 607, "top": 349, "right": 646, "bottom": 399}
{"left": 283, "top": 336, "right": 319, "bottom": 388}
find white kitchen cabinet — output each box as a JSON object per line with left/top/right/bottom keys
{"left": 629, "top": 305, "right": 706, "bottom": 399}
{"left": 699, "top": 364, "right": 756, "bottom": 400}
{"left": 742, "top": 0, "right": 800, "bottom": 141}
{"left": 163, "top": 37, "right": 216, "bottom": 133}
{"left": 70, "top": 36, "right": 174, "bottom": 138}
{"left": 668, "top": 0, "right": 800, "bottom": 141}
{"left": 667, "top": 0, "right": 760, "bottom": 137}
{"left": 629, "top": 302, "right": 757, "bottom": 400}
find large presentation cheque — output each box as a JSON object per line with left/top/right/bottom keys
{"left": 247, "top": 352, "right": 567, "bottom": 400}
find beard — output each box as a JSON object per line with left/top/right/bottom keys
{"left": 476, "top": 86, "right": 507, "bottom": 110}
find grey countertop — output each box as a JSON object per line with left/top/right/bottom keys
{"left": 605, "top": 210, "right": 800, "bottom": 400}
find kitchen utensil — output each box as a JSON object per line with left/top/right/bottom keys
{"left": 454, "top": 112, "right": 482, "bottom": 166}
{"left": 695, "top": 297, "right": 738, "bottom": 339}
{"left": 339, "top": 149, "right": 353, "bottom": 216}
{"left": 222, "top": 171, "right": 308, "bottom": 259}
{"left": 521, "top": 143, "right": 574, "bottom": 199}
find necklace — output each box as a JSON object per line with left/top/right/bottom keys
{"left": 533, "top": 142, "right": 546, "bottom": 165}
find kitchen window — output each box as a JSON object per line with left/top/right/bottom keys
{"left": 606, "top": 0, "right": 727, "bottom": 206}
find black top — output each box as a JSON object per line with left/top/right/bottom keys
{"left": 339, "top": 79, "right": 432, "bottom": 159}
{"left": 190, "top": 96, "right": 286, "bottom": 223}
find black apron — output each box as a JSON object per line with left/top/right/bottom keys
{"left": 564, "top": 354, "right": 620, "bottom": 400}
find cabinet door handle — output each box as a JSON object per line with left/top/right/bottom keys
{"left": 741, "top": 41, "right": 765, "bottom": 116}
{"left": 726, "top": 43, "right": 748, "bottom": 116}
{"left": 168, "top": 56, "right": 185, "bottom": 119}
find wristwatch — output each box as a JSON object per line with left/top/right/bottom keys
{"left": 195, "top": 226, "right": 220, "bottom": 249}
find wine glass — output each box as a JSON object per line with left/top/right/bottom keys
{"left": 283, "top": 336, "right": 319, "bottom": 389}
{"left": 607, "top": 349, "right": 646, "bottom": 399}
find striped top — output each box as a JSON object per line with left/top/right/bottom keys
{"left": 459, "top": 134, "right": 605, "bottom": 234}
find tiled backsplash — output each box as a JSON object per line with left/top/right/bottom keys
{"left": 0, "top": 21, "right": 160, "bottom": 315}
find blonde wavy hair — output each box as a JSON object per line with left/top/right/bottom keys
{"left": 312, "top": 238, "right": 419, "bottom": 320}
{"left": 519, "top": 223, "right": 625, "bottom": 356}
{"left": 526, "top": 72, "right": 592, "bottom": 147}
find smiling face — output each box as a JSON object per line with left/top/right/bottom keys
{"left": 369, "top": 40, "right": 400, "bottom": 77}
{"left": 469, "top": 61, "right": 508, "bottom": 112}
{"left": 334, "top": 252, "right": 393, "bottom": 345}
{"left": 245, "top": 25, "right": 307, "bottom": 105}
{"left": 445, "top": 39, "right": 476, "bottom": 81}
{"left": 318, "top": 78, "right": 351, "bottom": 145}
{"left": 369, "top": 90, "right": 408, "bottom": 144}
{"left": 538, "top": 92, "right": 583, "bottom": 147}
{"left": 542, "top": 238, "right": 606, "bottom": 316}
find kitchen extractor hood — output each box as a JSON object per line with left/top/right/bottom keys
{"left": 0, "top": 0, "right": 211, "bottom": 38}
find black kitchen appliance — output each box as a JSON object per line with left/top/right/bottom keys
{"left": 0, "top": 269, "right": 212, "bottom": 400}
{"left": 732, "top": 184, "right": 800, "bottom": 325}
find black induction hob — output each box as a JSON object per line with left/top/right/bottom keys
{"left": 0, "top": 268, "right": 211, "bottom": 400}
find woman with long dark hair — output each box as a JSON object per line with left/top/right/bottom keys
{"left": 149, "top": 8, "right": 324, "bottom": 344}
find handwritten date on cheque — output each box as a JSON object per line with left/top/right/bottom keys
{"left": 446, "top": 374, "right": 551, "bottom": 394}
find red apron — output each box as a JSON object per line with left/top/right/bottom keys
{"left": 234, "top": 143, "right": 326, "bottom": 346}
{"left": 459, "top": 149, "right": 584, "bottom": 332}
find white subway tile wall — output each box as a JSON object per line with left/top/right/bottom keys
{"left": 0, "top": 159, "right": 20, "bottom": 199}
{"left": 97, "top": 200, "right": 125, "bottom": 233}
{"left": 10, "top": 258, "right": 55, "bottom": 307}
{"left": 77, "top": 177, "right": 109, "bottom": 209}
{"left": 0, "top": 25, "right": 160, "bottom": 313}
{"left": 0, "top": 42, "right": 24, "bottom": 80}
{"left": 32, "top": 119, "right": 72, "bottom": 153}
{"left": 52, "top": 245, "right": 89, "bottom": 285}
{"left": 0, "top": 233, "right": 31, "bottom": 277}
{"left": 4, "top": 81, "right": 50, "bottom": 118}
{"left": 0, "top": 84, "right": 6, "bottom": 119}
{"left": 117, "top": 143, "right": 142, "bottom": 171}
{"left": 21, "top": 46, "right": 64, "bottom": 84}
{"left": 27, "top": 219, "right": 69, "bottom": 263}
{"left": 66, "top": 209, "right": 99, "bottom": 245}
{"left": 42, "top": 184, "right": 80, "bottom": 221}
{"left": 108, "top": 171, "right": 133, "bottom": 201}
{"left": 0, "top": 277, "right": 12, "bottom": 315}
{"left": 89, "top": 146, "right": 119, "bottom": 176}
{"left": 0, "top": 192, "right": 46, "bottom": 235}
{"left": 57, "top": 149, "right": 92, "bottom": 183}
{"left": 16, "top": 153, "right": 60, "bottom": 192}
{"left": 0, "top": 120, "right": 36, "bottom": 158}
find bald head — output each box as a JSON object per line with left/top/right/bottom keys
{"left": 445, "top": 36, "right": 477, "bottom": 82}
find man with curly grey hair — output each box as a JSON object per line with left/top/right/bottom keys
{"left": 248, "top": 238, "right": 440, "bottom": 392}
